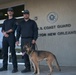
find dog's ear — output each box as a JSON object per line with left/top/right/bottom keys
{"left": 26, "top": 42, "right": 30, "bottom": 47}
{"left": 30, "top": 44, "right": 34, "bottom": 49}
{"left": 30, "top": 45, "right": 32, "bottom": 49}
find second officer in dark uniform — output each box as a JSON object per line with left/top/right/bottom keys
{"left": 0, "top": 8, "right": 18, "bottom": 73}
{"left": 16, "top": 10, "right": 38, "bottom": 73}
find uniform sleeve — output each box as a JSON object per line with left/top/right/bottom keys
{"left": 33, "top": 21, "right": 38, "bottom": 40}
{"left": 16, "top": 24, "right": 21, "bottom": 41}
{"left": 12, "top": 19, "right": 17, "bottom": 32}
{"left": 1, "top": 20, "right": 5, "bottom": 32}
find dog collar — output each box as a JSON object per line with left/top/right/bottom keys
{"left": 28, "top": 50, "right": 34, "bottom": 55}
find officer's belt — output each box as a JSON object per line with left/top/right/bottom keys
{"left": 21, "top": 37, "right": 33, "bottom": 39}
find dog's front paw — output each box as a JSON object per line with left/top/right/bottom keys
{"left": 36, "top": 74, "right": 40, "bottom": 75}
{"left": 34, "top": 70, "right": 37, "bottom": 74}
{"left": 34, "top": 72, "right": 37, "bottom": 74}
{"left": 33, "top": 72, "right": 40, "bottom": 75}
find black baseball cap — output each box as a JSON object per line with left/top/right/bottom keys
{"left": 7, "top": 7, "right": 14, "bottom": 11}
{"left": 22, "top": 10, "right": 30, "bottom": 14}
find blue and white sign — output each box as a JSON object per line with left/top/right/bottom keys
{"left": 47, "top": 12, "right": 58, "bottom": 23}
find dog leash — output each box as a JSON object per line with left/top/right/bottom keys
{"left": 35, "top": 43, "right": 38, "bottom": 50}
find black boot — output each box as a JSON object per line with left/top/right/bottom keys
{"left": 12, "top": 68, "right": 18, "bottom": 73}
{"left": 0, "top": 67, "right": 7, "bottom": 71}
{"left": 21, "top": 53, "right": 31, "bottom": 73}
{"left": 21, "top": 68, "right": 31, "bottom": 73}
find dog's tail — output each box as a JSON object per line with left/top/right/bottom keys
{"left": 53, "top": 55, "right": 61, "bottom": 71}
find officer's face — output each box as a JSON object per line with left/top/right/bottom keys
{"left": 23, "top": 14, "right": 30, "bottom": 19}
{"left": 7, "top": 11, "right": 14, "bottom": 16}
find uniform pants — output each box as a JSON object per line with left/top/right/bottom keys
{"left": 2, "top": 36, "right": 18, "bottom": 69}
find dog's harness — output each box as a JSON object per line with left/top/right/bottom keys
{"left": 29, "top": 43, "right": 38, "bottom": 55}
{"left": 22, "top": 50, "right": 34, "bottom": 56}
{"left": 28, "top": 50, "right": 34, "bottom": 55}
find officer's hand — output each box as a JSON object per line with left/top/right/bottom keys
{"left": 4, "top": 34, "right": 9, "bottom": 37}
{"left": 16, "top": 41, "right": 19, "bottom": 46}
{"left": 3, "top": 32, "right": 7, "bottom": 36}
{"left": 22, "top": 52, "right": 25, "bottom": 56}
{"left": 32, "top": 40, "right": 36, "bottom": 44}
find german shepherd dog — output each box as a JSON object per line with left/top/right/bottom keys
{"left": 23, "top": 43, "right": 61, "bottom": 75}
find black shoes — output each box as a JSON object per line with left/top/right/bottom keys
{"left": 0, "top": 67, "right": 7, "bottom": 71}
{"left": 0, "top": 67, "right": 31, "bottom": 73}
{"left": 0, "top": 67, "right": 18, "bottom": 73}
{"left": 21, "top": 68, "right": 31, "bottom": 73}
{"left": 12, "top": 69, "right": 18, "bottom": 73}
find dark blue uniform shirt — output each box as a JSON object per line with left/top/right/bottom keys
{"left": 16, "top": 19, "right": 38, "bottom": 41}
{"left": 2, "top": 18, "right": 17, "bottom": 36}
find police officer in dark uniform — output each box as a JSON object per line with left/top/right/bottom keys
{"left": 0, "top": 8, "right": 18, "bottom": 73}
{"left": 16, "top": 10, "right": 38, "bottom": 73}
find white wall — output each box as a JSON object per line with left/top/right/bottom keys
{"left": 26, "top": 0, "right": 76, "bottom": 66}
